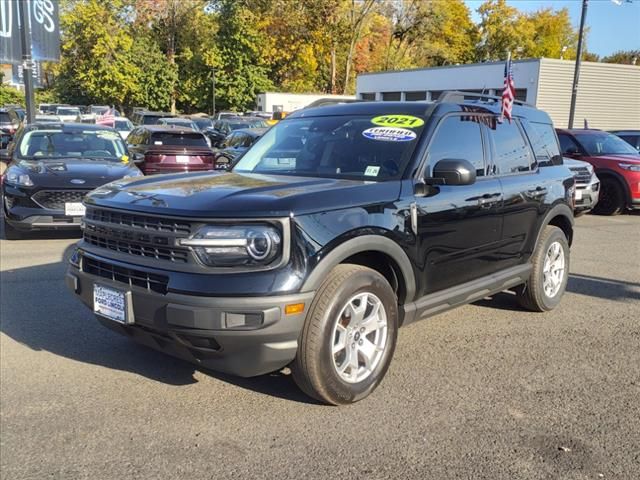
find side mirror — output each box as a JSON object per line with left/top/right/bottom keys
{"left": 429, "top": 159, "right": 476, "bottom": 186}
{"left": 132, "top": 152, "right": 145, "bottom": 164}
{"left": 0, "top": 149, "right": 11, "bottom": 162}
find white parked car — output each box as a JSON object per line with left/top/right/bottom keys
{"left": 55, "top": 106, "right": 81, "bottom": 123}
{"left": 114, "top": 117, "right": 134, "bottom": 140}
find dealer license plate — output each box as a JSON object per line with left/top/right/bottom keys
{"left": 65, "top": 202, "right": 86, "bottom": 216}
{"left": 93, "top": 284, "right": 131, "bottom": 324}
{"left": 176, "top": 155, "right": 190, "bottom": 163}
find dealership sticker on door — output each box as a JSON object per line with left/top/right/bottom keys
{"left": 362, "top": 127, "right": 416, "bottom": 142}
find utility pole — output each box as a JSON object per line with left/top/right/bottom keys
{"left": 568, "top": 0, "right": 588, "bottom": 129}
{"left": 211, "top": 68, "right": 216, "bottom": 117}
{"left": 17, "top": 0, "right": 36, "bottom": 123}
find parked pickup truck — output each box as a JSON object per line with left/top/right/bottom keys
{"left": 67, "top": 93, "right": 576, "bottom": 405}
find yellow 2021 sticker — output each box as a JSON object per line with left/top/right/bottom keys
{"left": 121, "top": 155, "right": 129, "bottom": 164}
{"left": 371, "top": 115, "right": 424, "bottom": 128}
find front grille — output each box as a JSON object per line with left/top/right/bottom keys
{"left": 82, "top": 256, "right": 169, "bottom": 294}
{"left": 83, "top": 207, "right": 192, "bottom": 264}
{"left": 32, "top": 189, "right": 90, "bottom": 210}
{"left": 85, "top": 208, "right": 191, "bottom": 234}
{"left": 569, "top": 166, "right": 592, "bottom": 185}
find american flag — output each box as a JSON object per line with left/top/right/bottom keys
{"left": 96, "top": 107, "right": 115, "bottom": 127}
{"left": 500, "top": 54, "right": 515, "bottom": 123}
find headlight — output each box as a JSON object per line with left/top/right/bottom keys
{"left": 180, "top": 224, "right": 282, "bottom": 267}
{"left": 4, "top": 168, "right": 34, "bottom": 186}
{"left": 619, "top": 163, "right": 640, "bottom": 172}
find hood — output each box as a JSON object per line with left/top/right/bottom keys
{"left": 584, "top": 154, "right": 640, "bottom": 164}
{"left": 85, "top": 171, "right": 401, "bottom": 218}
{"left": 16, "top": 158, "right": 138, "bottom": 189}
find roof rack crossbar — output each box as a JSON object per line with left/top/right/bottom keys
{"left": 437, "top": 90, "right": 533, "bottom": 107}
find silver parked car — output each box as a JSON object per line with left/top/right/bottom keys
{"left": 564, "top": 157, "right": 600, "bottom": 215}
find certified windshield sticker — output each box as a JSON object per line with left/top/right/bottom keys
{"left": 362, "top": 127, "right": 416, "bottom": 142}
{"left": 364, "top": 165, "right": 381, "bottom": 176}
{"left": 121, "top": 154, "right": 129, "bottom": 163}
{"left": 371, "top": 115, "right": 424, "bottom": 128}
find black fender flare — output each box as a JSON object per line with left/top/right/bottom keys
{"left": 535, "top": 202, "right": 574, "bottom": 247}
{"left": 301, "top": 235, "right": 416, "bottom": 303}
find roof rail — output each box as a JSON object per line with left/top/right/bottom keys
{"left": 437, "top": 90, "right": 533, "bottom": 107}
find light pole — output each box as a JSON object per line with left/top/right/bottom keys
{"left": 568, "top": 0, "right": 588, "bottom": 129}
{"left": 17, "top": 0, "right": 36, "bottom": 123}
{"left": 211, "top": 68, "right": 216, "bottom": 117}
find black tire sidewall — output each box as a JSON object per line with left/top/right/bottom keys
{"left": 595, "top": 178, "right": 624, "bottom": 216}
{"left": 312, "top": 270, "right": 398, "bottom": 404}
{"left": 534, "top": 228, "right": 570, "bottom": 310}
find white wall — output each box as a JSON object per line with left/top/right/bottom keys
{"left": 256, "top": 92, "right": 356, "bottom": 113}
{"left": 356, "top": 60, "right": 541, "bottom": 104}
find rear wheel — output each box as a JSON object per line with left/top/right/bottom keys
{"left": 593, "top": 177, "right": 625, "bottom": 216}
{"left": 291, "top": 264, "right": 398, "bottom": 405}
{"left": 517, "top": 226, "right": 569, "bottom": 312}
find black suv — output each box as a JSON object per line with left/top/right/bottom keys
{"left": 66, "top": 95, "right": 576, "bottom": 404}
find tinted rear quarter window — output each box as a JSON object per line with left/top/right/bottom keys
{"left": 151, "top": 132, "right": 208, "bottom": 147}
{"left": 488, "top": 120, "right": 532, "bottom": 174}
{"left": 522, "top": 121, "right": 561, "bottom": 166}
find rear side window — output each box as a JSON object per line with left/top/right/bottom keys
{"left": 522, "top": 121, "right": 562, "bottom": 166}
{"left": 151, "top": 132, "right": 208, "bottom": 147}
{"left": 488, "top": 120, "right": 532, "bottom": 174}
{"left": 427, "top": 115, "right": 486, "bottom": 177}
{"left": 558, "top": 134, "right": 581, "bottom": 155}
{"left": 143, "top": 115, "right": 165, "bottom": 125}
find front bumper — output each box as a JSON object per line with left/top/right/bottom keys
{"left": 574, "top": 175, "right": 600, "bottom": 212}
{"left": 66, "top": 250, "right": 315, "bottom": 377}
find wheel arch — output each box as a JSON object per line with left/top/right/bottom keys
{"left": 301, "top": 235, "right": 416, "bottom": 305}
{"left": 594, "top": 168, "right": 631, "bottom": 205}
{"left": 536, "top": 203, "right": 574, "bottom": 247}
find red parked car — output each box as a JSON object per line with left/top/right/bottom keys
{"left": 556, "top": 128, "right": 640, "bottom": 215}
{"left": 125, "top": 125, "right": 215, "bottom": 175}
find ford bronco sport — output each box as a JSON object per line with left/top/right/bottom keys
{"left": 67, "top": 93, "right": 576, "bottom": 405}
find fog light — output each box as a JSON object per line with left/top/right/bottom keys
{"left": 285, "top": 303, "right": 305, "bottom": 315}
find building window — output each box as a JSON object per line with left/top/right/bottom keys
{"left": 360, "top": 93, "right": 376, "bottom": 101}
{"left": 382, "top": 92, "right": 401, "bottom": 101}
{"left": 404, "top": 91, "right": 426, "bottom": 101}
{"left": 429, "top": 90, "right": 445, "bottom": 101}
{"left": 515, "top": 89, "right": 527, "bottom": 102}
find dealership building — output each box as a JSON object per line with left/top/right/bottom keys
{"left": 356, "top": 58, "right": 640, "bottom": 130}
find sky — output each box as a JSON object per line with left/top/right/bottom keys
{"left": 464, "top": 0, "right": 640, "bottom": 58}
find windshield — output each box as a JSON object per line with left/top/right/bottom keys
{"left": 150, "top": 132, "right": 208, "bottom": 147}
{"left": 143, "top": 115, "right": 170, "bottom": 125}
{"left": 114, "top": 119, "right": 133, "bottom": 130}
{"left": 192, "top": 118, "right": 213, "bottom": 130}
{"left": 18, "top": 129, "right": 127, "bottom": 161}
{"left": 574, "top": 132, "right": 639, "bottom": 156}
{"left": 229, "top": 119, "right": 267, "bottom": 130}
{"left": 91, "top": 106, "right": 109, "bottom": 115}
{"left": 233, "top": 115, "right": 425, "bottom": 180}
{"left": 163, "top": 119, "right": 195, "bottom": 129}
{"left": 57, "top": 108, "right": 80, "bottom": 116}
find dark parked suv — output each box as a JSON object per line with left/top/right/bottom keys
{"left": 67, "top": 94, "right": 576, "bottom": 404}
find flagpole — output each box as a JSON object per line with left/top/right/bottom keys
{"left": 568, "top": 0, "right": 588, "bottom": 129}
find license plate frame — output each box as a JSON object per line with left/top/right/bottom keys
{"left": 93, "top": 283, "right": 134, "bottom": 325}
{"left": 64, "top": 202, "right": 86, "bottom": 217}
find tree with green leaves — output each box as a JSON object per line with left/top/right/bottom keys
{"left": 602, "top": 49, "right": 640, "bottom": 65}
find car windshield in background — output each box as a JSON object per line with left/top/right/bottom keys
{"left": 192, "top": 118, "right": 213, "bottom": 130}
{"left": 233, "top": 115, "right": 425, "bottom": 181}
{"left": 574, "top": 132, "right": 639, "bottom": 156}
{"left": 150, "top": 132, "right": 208, "bottom": 147}
{"left": 57, "top": 108, "right": 80, "bottom": 116}
{"left": 17, "top": 129, "right": 127, "bottom": 161}
{"left": 164, "top": 120, "right": 196, "bottom": 129}
{"left": 143, "top": 116, "right": 168, "bottom": 125}
{"left": 114, "top": 119, "right": 133, "bottom": 130}
{"left": 0, "top": 112, "right": 11, "bottom": 122}
{"left": 229, "top": 120, "right": 267, "bottom": 130}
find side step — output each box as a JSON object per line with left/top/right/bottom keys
{"left": 401, "top": 264, "right": 532, "bottom": 326}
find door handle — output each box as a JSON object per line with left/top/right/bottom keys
{"left": 527, "top": 187, "right": 548, "bottom": 198}
{"left": 475, "top": 193, "right": 503, "bottom": 207}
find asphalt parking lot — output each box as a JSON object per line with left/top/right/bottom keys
{"left": 1, "top": 213, "right": 639, "bottom": 480}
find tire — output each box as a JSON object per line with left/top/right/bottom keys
{"left": 2, "top": 217, "right": 23, "bottom": 240}
{"left": 291, "top": 264, "right": 398, "bottom": 405}
{"left": 516, "top": 226, "right": 569, "bottom": 312}
{"left": 593, "top": 177, "right": 625, "bottom": 216}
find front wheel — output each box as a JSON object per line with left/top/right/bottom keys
{"left": 593, "top": 177, "right": 625, "bottom": 216}
{"left": 291, "top": 264, "right": 398, "bottom": 405}
{"left": 516, "top": 226, "right": 569, "bottom": 312}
